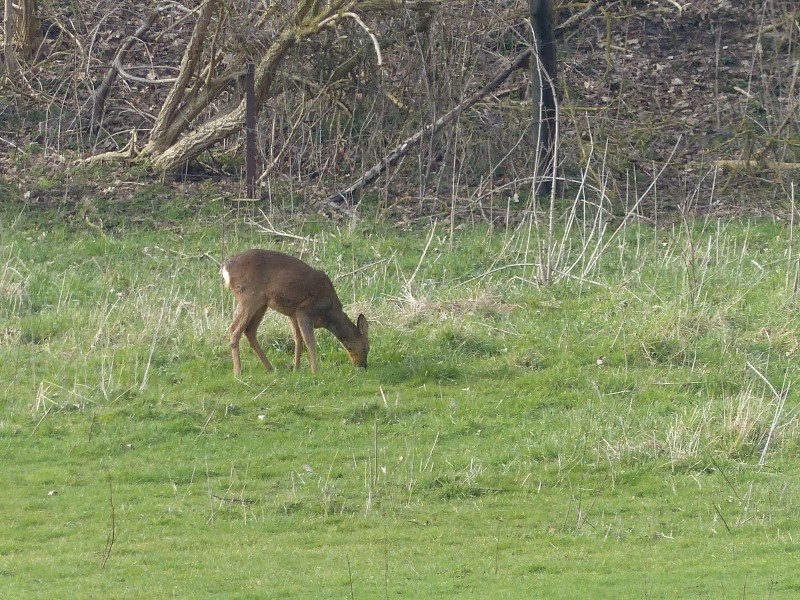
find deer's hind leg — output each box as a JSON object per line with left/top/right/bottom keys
{"left": 229, "top": 305, "right": 249, "bottom": 376}
{"left": 230, "top": 301, "right": 273, "bottom": 375}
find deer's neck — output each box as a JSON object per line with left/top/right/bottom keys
{"left": 325, "top": 311, "right": 360, "bottom": 345}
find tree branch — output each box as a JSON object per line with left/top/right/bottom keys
{"left": 327, "top": 47, "right": 532, "bottom": 206}
{"left": 319, "top": 12, "right": 383, "bottom": 66}
{"left": 148, "top": 0, "right": 217, "bottom": 150}
{"left": 90, "top": 9, "right": 162, "bottom": 129}
{"left": 555, "top": 0, "right": 616, "bottom": 33}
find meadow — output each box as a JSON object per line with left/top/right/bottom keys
{"left": 1, "top": 199, "right": 799, "bottom": 598}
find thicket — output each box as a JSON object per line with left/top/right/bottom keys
{"left": 0, "top": 0, "right": 798, "bottom": 221}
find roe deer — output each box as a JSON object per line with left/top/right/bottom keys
{"left": 221, "top": 249, "right": 369, "bottom": 375}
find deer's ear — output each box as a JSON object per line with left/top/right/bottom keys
{"left": 357, "top": 314, "right": 368, "bottom": 337}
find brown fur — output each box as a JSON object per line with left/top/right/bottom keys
{"left": 222, "top": 249, "right": 369, "bottom": 375}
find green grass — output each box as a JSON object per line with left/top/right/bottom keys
{"left": 1, "top": 204, "right": 800, "bottom": 598}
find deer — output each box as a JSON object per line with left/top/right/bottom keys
{"left": 221, "top": 249, "right": 369, "bottom": 376}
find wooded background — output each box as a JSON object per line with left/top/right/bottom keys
{"left": 1, "top": 0, "right": 798, "bottom": 220}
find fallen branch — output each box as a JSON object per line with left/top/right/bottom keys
{"left": 555, "top": 0, "right": 616, "bottom": 34}
{"left": 81, "top": 130, "right": 139, "bottom": 164}
{"left": 327, "top": 47, "right": 532, "bottom": 206}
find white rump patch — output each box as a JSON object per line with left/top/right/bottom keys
{"left": 221, "top": 264, "right": 231, "bottom": 287}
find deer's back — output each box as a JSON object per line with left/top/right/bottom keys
{"left": 223, "top": 249, "right": 341, "bottom": 317}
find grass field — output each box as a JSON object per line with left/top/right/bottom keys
{"left": 1, "top": 200, "right": 799, "bottom": 598}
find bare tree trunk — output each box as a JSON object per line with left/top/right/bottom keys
{"left": 245, "top": 63, "right": 256, "bottom": 198}
{"left": 146, "top": 0, "right": 217, "bottom": 154}
{"left": 13, "top": 0, "right": 42, "bottom": 62}
{"left": 3, "top": 0, "right": 19, "bottom": 79}
{"left": 530, "top": 0, "right": 557, "bottom": 194}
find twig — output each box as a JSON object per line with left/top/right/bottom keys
{"left": 101, "top": 478, "right": 116, "bottom": 567}
{"left": 211, "top": 494, "right": 256, "bottom": 506}
{"left": 335, "top": 257, "right": 390, "bottom": 280}
{"left": 709, "top": 456, "right": 741, "bottom": 502}
{"left": 197, "top": 409, "right": 216, "bottom": 439}
{"left": 206, "top": 457, "right": 216, "bottom": 524}
{"left": 246, "top": 210, "right": 312, "bottom": 241}
{"left": 347, "top": 554, "right": 355, "bottom": 600}
{"left": 30, "top": 405, "right": 54, "bottom": 437}
{"left": 746, "top": 361, "right": 784, "bottom": 402}
{"left": 746, "top": 362, "right": 790, "bottom": 466}
{"left": 422, "top": 431, "right": 439, "bottom": 472}
{"left": 82, "top": 130, "right": 139, "bottom": 164}
{"left": 406, "top": 221, "right": 437, "bottom": 288}
{"left": 0, "top": 136, "right": 23, "bottom": 151}
{"left": 555, "top": 0, "right": 617, "bottom": 34}
{"left": 111, "top": 61, "right": 179, "bottom": 85}
{"left": 139, "top": 301, "right": 166, "bottom": 393}
{"left": 712, "top": 502, "right": 731, "bottom": 534}
{"left": 714, "top": 160, "right": 800, "bottom": 171}
{"left": 451, "top": 262, "right": 541, "bottom": 289}
{"left": 318, "top": 12, "right": 383, "bottom": 66}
